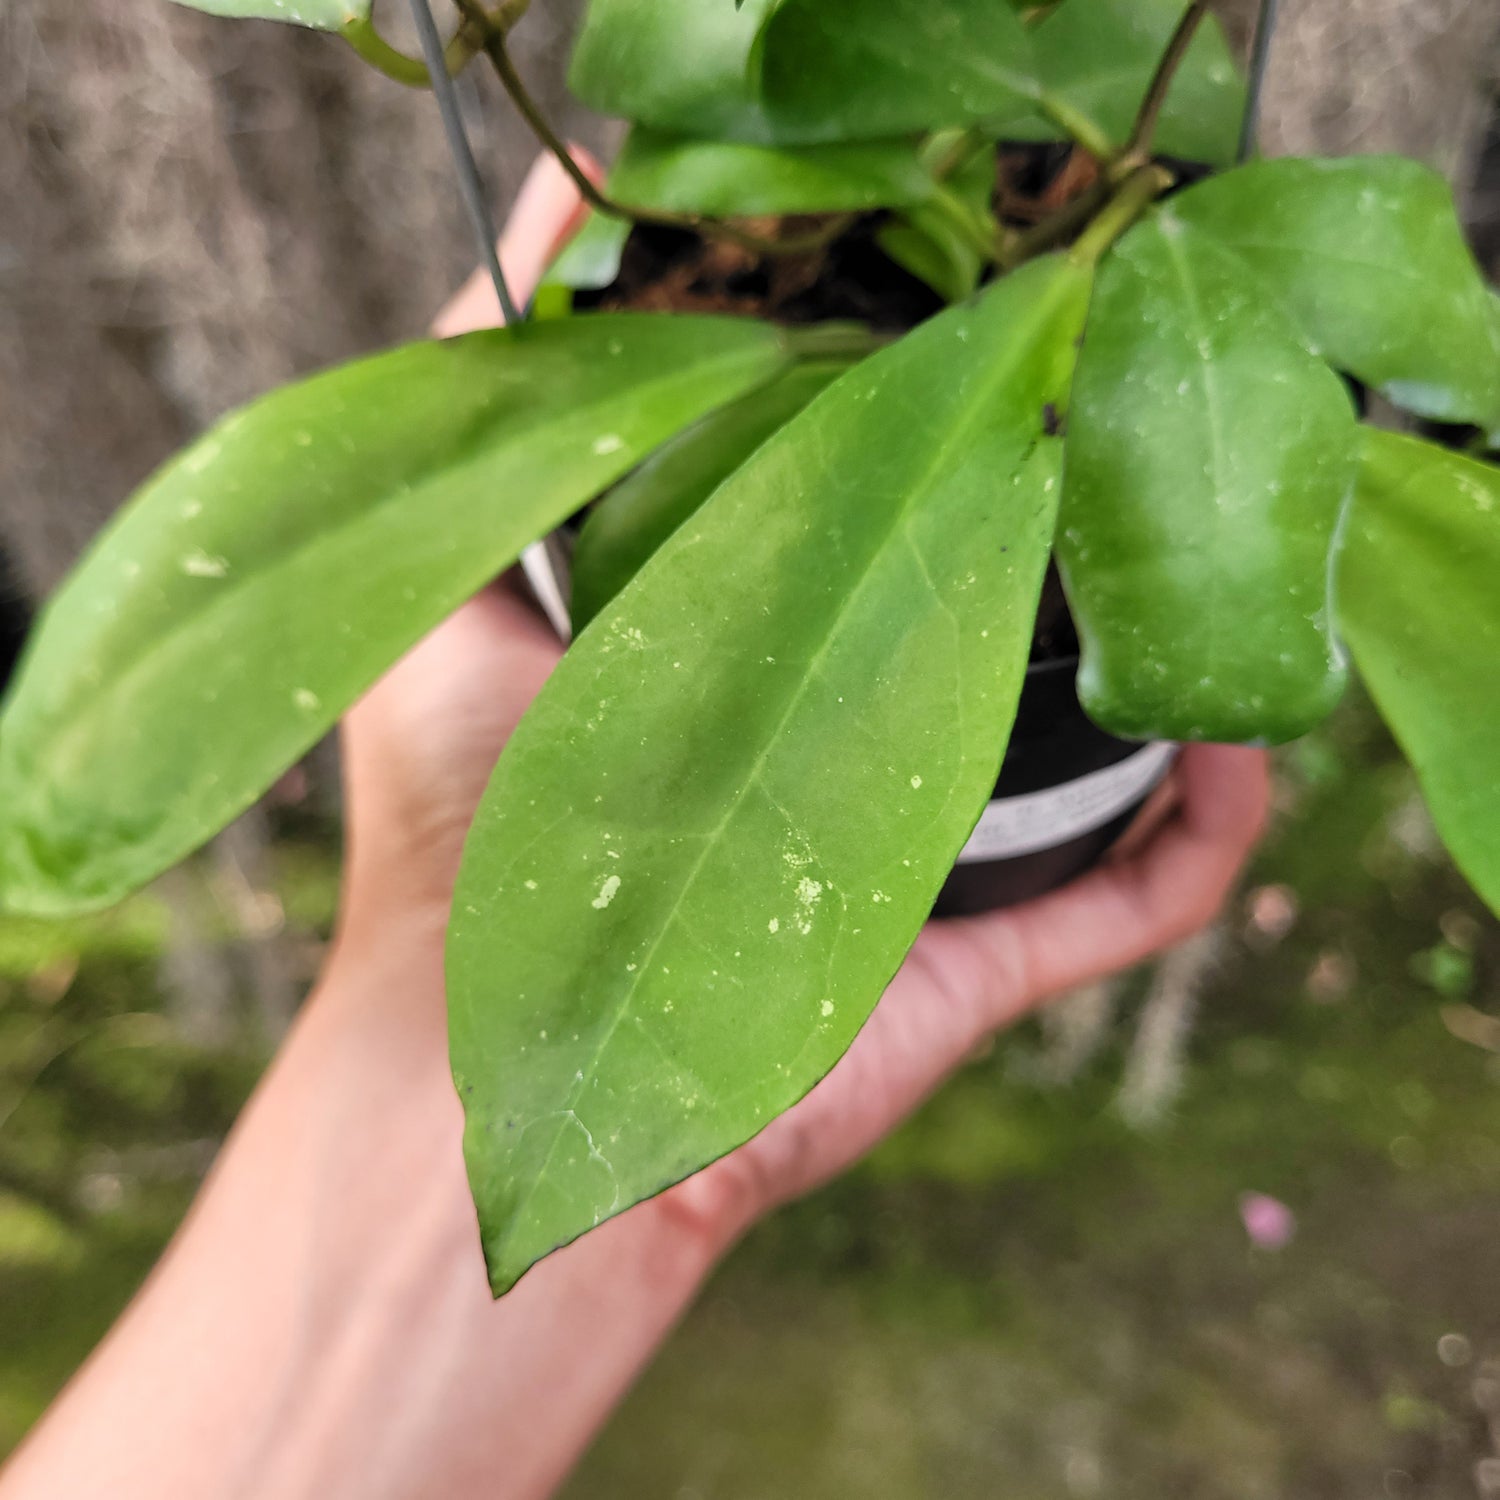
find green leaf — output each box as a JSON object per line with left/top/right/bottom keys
{"left": 610, "top": 127, "right": 936, "bottom": 215}
{"left": 1338, "top": 430, "right": 1500, "bottom": 917}
{"left": 570, "top": 0, "right": 780, "bottom": 140}
{"left": 571, "top": 362, "right": 850, "bottom": 631}
{"left": 1169, "top": 157, "right": 1500, "bottom": 430}
{"left": 448, "top": 254, "right": 1092, "bottom": 1294}
{"left": 545, "top": 213, "right": 632, "bottom": 294}
{"left": 876, "top": 215, "right": 982, "bottom": 304}
{"left": 758, "top": 0, "right": 1037, "bottom": 143}
{"left": 758, "top": 0, "right": 1241, "bottom": 159}
{"left": 0, "top": 316, "right": 793, "bottom": 916}
{"left": 168, "top": 0, "right": 364, "bottom": 27}
{"left": 876, "top": 148, "right": 997, "bottom": 302}
{"left": 1058, "top": 213, "right": 1358, "bottom": 744}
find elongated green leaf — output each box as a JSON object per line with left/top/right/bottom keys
{"left": 570, "top": 0, "right": 779, "bottom": 140}
{"left": 0, "top": 317, "right": 793, "bottom": 916}
{"left": 611, "top": 128, "right": 935, "bottom": 215}
{"left": 169, "top": 0, "right": 363, "bottom": 27}
{"left": 1338, "top": 431, "right": 1500, "bottom": 917}
{"left": 758, "top": 0, "right": 1241, "bottom": 159}
{"left": 571, "top": 362, "right": 850, "bottom": 630}
{"left": 449, "top": 255, "right": 1092, "bottom": 1294}
{"left": 1058, "top": 213, "right": 1358, "bottom": 744}
{"left": 1169, "top": 157, "right": 1500, "bottom": 430}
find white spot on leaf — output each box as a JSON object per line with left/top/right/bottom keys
{"left": 180, "top": 549, "right": 229, "bottom": 579}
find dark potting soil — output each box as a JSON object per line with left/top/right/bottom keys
{"left": 577, "top": 142, "right": 1111, "bottom": 330}
{"left": 576, "top": 216, "right": 947, "bottom": 332}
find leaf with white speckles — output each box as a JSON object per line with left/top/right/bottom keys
{"left": 1057, "top": 211, "right": 1359, "bottom": 744}
{"left": 448, "top": 255, "right": 1091, "bottom": 1294}
{"left": 571, "top": 361, "right": 850, "bottom": 631}
{"left": 1168, "top": 157, "right": 1500, "bottom": 432}
{"left": 0, "top": 316, "right": 793, "bottom": 914}
{"left": 1338, "top": 431, "right": 1500, "bottom": 918}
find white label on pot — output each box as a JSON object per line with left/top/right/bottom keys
{"left": 956, "top": 742, "right": 1178, "bottom": 865}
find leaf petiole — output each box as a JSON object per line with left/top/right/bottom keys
{"left": 1069, "top": 165, "right": 1173, "bottom": 267}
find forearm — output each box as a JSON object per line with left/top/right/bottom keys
{"left": 0, "top": 915, "right": 724, "bottom": 1500}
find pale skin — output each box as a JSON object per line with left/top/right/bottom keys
{"left": 0, "top": 155, "right": 1269, "bottom": 1500}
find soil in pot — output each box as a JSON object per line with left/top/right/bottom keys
{"left": 565, "top": 146, "right": 1176, "bottom": 915}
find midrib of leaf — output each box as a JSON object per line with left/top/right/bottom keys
{"left": 1157, "top": 224, "right": 1232, "bottom": 695}
{"left": 485, "top": 280, "right": 1077, "bottom": 1268}
{"left": 14, "top": 341, "right": 783, "bottom": 776}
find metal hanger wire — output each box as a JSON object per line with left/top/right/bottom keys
{"left": 1237, "top": 0, "right": 1282, "bottom": 164}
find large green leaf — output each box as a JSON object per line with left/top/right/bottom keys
{"left": 448, "top": 254, "right": 1092, "bottom": 1294}
{"left": 570, "top": 0, "right": 779, "bottom": 141}
{"left": 1338, "top": 431, "right": 1500, "bottom": 918}
{"left": 168, "top": 0, "right": 364, "bottom": 27}
{"left": 1058, "top": 213, "right": 1359, "bottom": 744}
{"left": 571, "top": 361, "right": 850, "bottom": 631}
{"left": 1169, "top": 157, "right": 1500, "bottom": 430}
{"left": 0, "top": 317, "right": 793, "bottom": 916}
{"left": 758, "top": 0, "right": 1241, "bottom": 159}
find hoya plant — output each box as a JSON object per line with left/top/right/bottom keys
{"left": 2, "top": 0, "right": 1497, "bottom": 1296}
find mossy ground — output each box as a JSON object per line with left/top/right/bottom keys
{"left": 1, "top": 701, "right": 1496, "bottom": 1495}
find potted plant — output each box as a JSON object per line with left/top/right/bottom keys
{"left": 1, "top": 0, "right": 1496, "bottom": 1299}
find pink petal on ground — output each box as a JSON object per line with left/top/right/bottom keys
{"left": 1239, "top": 1192, "right": 1296, "bottom": 1250}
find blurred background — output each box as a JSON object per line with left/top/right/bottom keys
{"left": 2, "top": 0, "right": 1500, "bottom": 1494}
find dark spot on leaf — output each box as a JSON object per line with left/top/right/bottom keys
{"left": 1042, "top": 402, "right": 1062, "bottom": 437}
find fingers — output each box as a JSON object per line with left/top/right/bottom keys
{"left": 927, "top": 743, "right": 1269, "bottom": 1035}
{"left": 431, "top": 147, "right": 604, "bottom": 338}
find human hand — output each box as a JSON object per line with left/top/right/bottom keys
{"left": 0, "top": 150, "right": 1268, "bottom": 1500}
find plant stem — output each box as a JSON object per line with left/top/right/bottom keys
{"left": 1069, "top": 165, "right": 1173, "bottom": 267}
{"left": 999, "top": 177, "right": 1113, "bottom": 269}
{"left": 340, "top": 14, "right": 481, "bottom": 88}
{"left": 1237, "top": 0, "right": 1281, "bottom": 163}
{"left": 1038, "top": 97, "right": 1116, "bottom": 163}
{"left": 1118, "top": 1, "right": 1210, "bottom": 171}
{"left": 923, "top": 127, "right": 990, "bottom": 183}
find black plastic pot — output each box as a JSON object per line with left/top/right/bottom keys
{"left": 933, "top": 657, "right": 1176, "bottom": 918}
